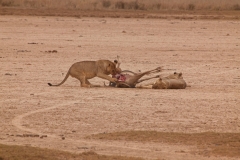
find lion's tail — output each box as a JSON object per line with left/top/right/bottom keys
{"left": 48, "top": 69, "right": 70, "bottom": 87}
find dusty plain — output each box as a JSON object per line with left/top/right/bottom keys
{"left": 0, "top": 10, "right": 240, "bottom": 160}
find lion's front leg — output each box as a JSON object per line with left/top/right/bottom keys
{"left": 85, "top": 79, "right": 101, "bottom": 87}
{"left": 97, "top": 73, "right": 117, "bottom": 83}
{"left": 137, "top": 84, "right": 153, "bottom": 89}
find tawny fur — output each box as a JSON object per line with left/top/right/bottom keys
{"left": 48, "top": 60, "right": 117, "bottom": 88}
{"left": 139, "top": 72, "right": 187, "bottom": 89}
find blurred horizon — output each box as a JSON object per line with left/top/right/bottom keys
{"left": 1, "top": 0, "right": 240, "bottom": 11}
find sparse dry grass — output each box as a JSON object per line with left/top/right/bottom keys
{"left": 1, "top": 0, "right": 240, "bottom": 18}
{"left": 0, "top": 0, "right": 240, "bottom": 11}
{"left": 0, "top": 143, "right": 143, "bottom": 160}
{"left": 86, "top": 131, "right": 240, "bottom": 158}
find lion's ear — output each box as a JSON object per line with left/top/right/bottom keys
{"left": 114, "top": 60, "right": 118, "bottom": 64}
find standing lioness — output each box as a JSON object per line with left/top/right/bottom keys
{"left": 48, "top": 60, "right": 118, "bottom": 87}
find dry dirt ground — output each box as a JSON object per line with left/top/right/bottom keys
{"left": 0, "top": 13, "right": 240, "bottom": 160}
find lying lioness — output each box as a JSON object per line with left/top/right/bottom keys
{"left": 139, "top": 72, "right": 187, "bottom": 89}
{"left": 109, "top": 56, "right": 161, "bottom": 88}
{"left": 48, "top": 60, "right": 117, "bottom": 87}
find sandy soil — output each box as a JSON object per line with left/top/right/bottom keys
{"left": 0, "top": 14, "right": 240, "bottom": 160}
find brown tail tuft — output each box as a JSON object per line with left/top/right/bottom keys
{"left": 48, "top": 83, "right": 52, "bottom": 86}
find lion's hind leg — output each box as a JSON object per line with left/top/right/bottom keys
{"left": 138, "top": 84, "right": 153, "bottom": 89}
{"left": 76, "top": 75, "right": 91, "bottom": 88}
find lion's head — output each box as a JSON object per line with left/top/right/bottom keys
{"left": 113, "top": 59, "right": 122, "bottom": 74}
{"left": 166, "top": 72, "right": 183, "bottom": 79}
{"left": 106, "top": 61, "right": 118, "bottom": 75}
